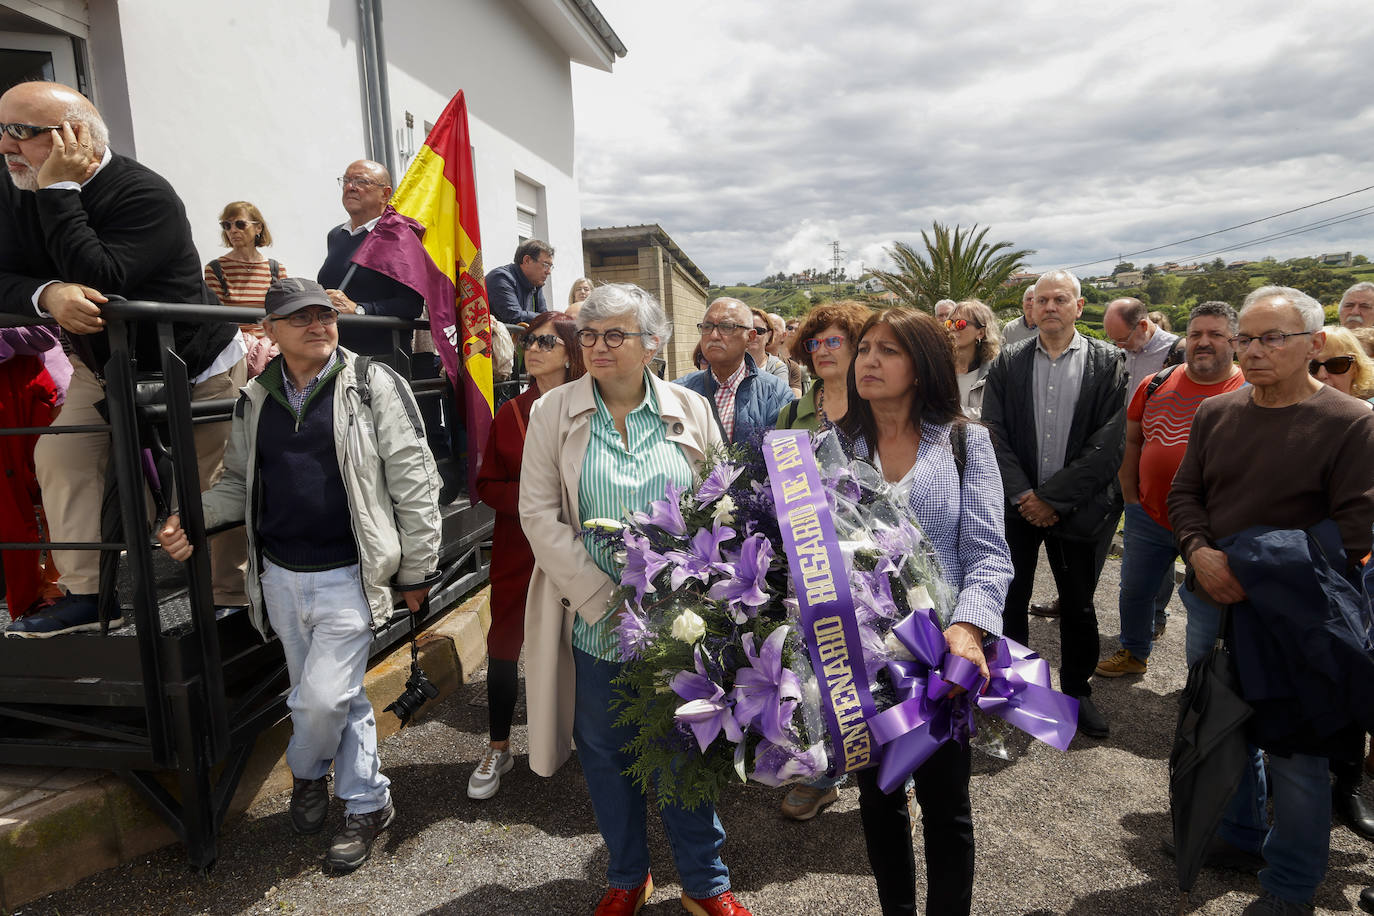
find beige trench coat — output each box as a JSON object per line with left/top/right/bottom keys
{"left": 518, "top": 372, "right": 723, "bottom": 777}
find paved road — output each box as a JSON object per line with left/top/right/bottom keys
{"left": 14, "top": 554, "right": 1373, "bottom": 915}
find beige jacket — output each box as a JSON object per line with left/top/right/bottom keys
{"left": 519, "top": 372, "right": 723, "bottom": 777}
{"left": 201, "top": 348, "right": 441, "bottom": 635}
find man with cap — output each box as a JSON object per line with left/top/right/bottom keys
{"left": 158, "top": 278, "right": 441, "bottom": 873}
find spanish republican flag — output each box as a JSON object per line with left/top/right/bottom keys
{"left": 352, "top": 89, "right": 494, "bottom": 480}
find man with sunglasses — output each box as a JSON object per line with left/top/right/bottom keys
{"left": 485, "top": 238, "right": 554, "bottom": 326}
{"left": 159, "top": 277, "right": 440, "bottom": 873}
{"left": 1169, "top": 286, "right": 1374, "bottom": 915}
{"left": 317, "top": 160, "right": 424, "bottom": 359}
{"left": 0, "top": 81, "right": 243, "bottom": 636}
{"left": 675, "top": 297, "right": 793, "bottom": 444}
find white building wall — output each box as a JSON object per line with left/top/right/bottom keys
{"left": 73, "top": 0, "right": 586, "bottom": 304}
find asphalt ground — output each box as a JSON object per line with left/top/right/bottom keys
{"left": 11, "top": 552, "right": 1373, "bottom": 916}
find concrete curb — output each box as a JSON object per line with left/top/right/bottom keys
{"left": 0, "top": 588, "right": 491, "bottom": 912}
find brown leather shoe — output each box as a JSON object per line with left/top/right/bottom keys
{"left": 681, "top": 890, "right": 752, "bottom": 915}
{"left": 595, "top": 873, "right": 653, "bottom": 915}
{"left": 1029, "top": 598, "right": 1061, "bottom": 618}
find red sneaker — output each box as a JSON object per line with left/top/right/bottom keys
{"left": 594, "top": 873, "right": 653, "bottom": 915}
{"left": 681, "top": 889, "right": 752, "bottom": 915}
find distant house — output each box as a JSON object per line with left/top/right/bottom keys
{"left": 1007, "top": 271, "right": 1040, "bottom": 286}
{"left": 1114, "top": 270, "right": 1145, "bottom": 287}
{"left": 1227, "top": 260, "right": 1255, "bottom": 269}
{"left": 875, "top": 291, "right": 899, "bottom": 305}
{"left": 582, "top": 224, "right": 709, "bottom": 379}
{"left": 1317, "top": 252, "right": 1353, "bottom": 267}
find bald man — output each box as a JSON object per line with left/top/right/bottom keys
{"left": 0, "top": 81, "right": 245, "bottom": 635}
{"left": 317, "top": 159, "right": 424, "bottom": 358}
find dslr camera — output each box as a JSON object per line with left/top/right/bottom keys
{"left": 385, "top": 661, "right": 439, "bottom": 725}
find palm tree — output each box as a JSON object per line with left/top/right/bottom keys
{"left": 870, "top": 222, "right": 1035, "bottom": 313}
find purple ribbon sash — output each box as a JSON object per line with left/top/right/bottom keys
{"left": 763, "top": 430, "right": 878, "bottom": 776}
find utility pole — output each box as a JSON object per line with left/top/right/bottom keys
{"left": 830, "top": 240, "right": 846, "bottom": 283}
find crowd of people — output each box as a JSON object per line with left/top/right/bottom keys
{"left": 0, "top": 80, "right": 1372, "bottom": 915}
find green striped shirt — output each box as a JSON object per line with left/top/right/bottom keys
{"left": 574, "top": 376, "right": 693, "bottom": 660}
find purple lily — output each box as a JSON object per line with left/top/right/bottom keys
{"left": 750, "top": 739, "right": 827, "bottom": 787}
{"left": 666, "top": 520, "right": 736, "bottom": 591}
{"left": 695, "top": 462, "right": 743, "bottom": 507}
{"left": 621, "top": 530, "right": 672, "bottom": 601}
{"left": 730, "top": 627, "right": 802, "bottom": 746}
{"left": 632, "top": 479, "right": 688, "bottom": 536}
{"left": 708, "top": 533, "right": 774, "bottom": 620}
{"left": 614, "top": 602, "right": 654, "bottom": 662}
{"left": 671, "top": 647, "right": 743, "bottom": 753}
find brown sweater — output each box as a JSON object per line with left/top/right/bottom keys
{"left": 1168, "top": 385, "right": 1374, "bottom": 563}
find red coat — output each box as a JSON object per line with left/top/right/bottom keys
{"left": 0, "top": 355, "right": 60, "bottom": 617}
{"left": 474, "top": 386, "right": 539, "bottom": 660}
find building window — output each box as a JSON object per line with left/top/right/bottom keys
{"left": 515, "top": 173, "right": 546, "bottom": 243}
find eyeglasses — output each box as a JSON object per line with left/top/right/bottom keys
{"left": 803, "top": 335, "right": 846, "bottom": 353}
{"left": 696, "top": 321, "right": 748, "bottom": 335}
{"left": 536, "top": 258, "right": 554, "bottom": 270}
{"left": 272, "top": 309, "right": 338, "bottom": 328}
{"left": 338, "top": 176, "right": 383, "bottom": 189}
{"left": 1228, "top": 330, "right": 1314, "bottom": 350}
{"left": 220, "top": 219, "right": 257, "bottom": 231}
{"left": 577, "top": 328, "right": 650, "bottom": 348}
{"left": 1309, "top": 355, "right": 1355, "bottom": 376}
{"left": 944, "top": 318, "right": 983, "bottom": 331}
{"left": 0, "top": 122, "right": 60, "bottom": 141}
{"left": 523, "top": 333, "right": 562, "bottom": 352}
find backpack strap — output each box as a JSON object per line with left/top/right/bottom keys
{"left": 784, "top": 399, "right": 800, "bottom": 429}
{"left": 353, "top": 355, "right": 372, "bottom": 407}
{"left": 951, "top": 419, "right": 969, "bottom": 483}
{"left": 1143, "top": 363, "right": 1181, "bottom": 405}
{"left": 268, "top": 258, "right": 281, "bottom": 279}
{"left": 209, "top": 259, "right": 228, "bottom": 298}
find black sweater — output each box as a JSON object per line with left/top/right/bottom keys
{"left": 0, "top": 154, "right": 235, "bottom": 375}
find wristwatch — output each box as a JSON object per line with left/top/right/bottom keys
{"left": 356, "top": 305, "right": 366, "bottom": 315}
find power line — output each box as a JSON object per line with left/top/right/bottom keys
{"left": 1063, "top": 183, "right": 1374, "bottom": 270}
{"left": 1170, "top": 207, "right": 1374, "bottom": 264}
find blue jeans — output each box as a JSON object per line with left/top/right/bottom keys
{"left": 1181, "top": 584, "right": 1330, "bottom": 904}
{"left": 260, "top": 560, "right": 390, "bottom": 815}
{"left": 1116, "top": 504, "right": 1178, "bottom": 659}
{"left": 572, "top": 648, "right": 730, "bottom": 899}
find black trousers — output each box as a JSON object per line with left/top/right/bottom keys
{"left": 857, "top": 740, "right": 974, "bottom": 916}
{"left": 1001, "top": 514, "right": 1106, "bottom": 698}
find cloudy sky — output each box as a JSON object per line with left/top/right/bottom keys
{"left": 571, "top": 0, "right": 1374, "bottom": 284}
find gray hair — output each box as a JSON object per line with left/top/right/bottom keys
{"left": 1340, "top": 281, "right": 1374, "bottom": 306}
{"left": 63, "top": 102, "right": 108, "bottom": 156}
{"left": 576, "top": 282, "right": 672, "bottom": 351}
{"left": 1035, "top": 269, "right": 1081, "bottom": 300}
{"left": 1106, "top": 297, "right": 1148, "bottom": 325}
{"left": 1189, "top": 300, "right": 1239, "bottom": 335}
{"left": 1241, "top": 285, "right": 1324, "bottom": 332}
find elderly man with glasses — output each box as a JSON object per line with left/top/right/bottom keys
{"left": 485, "top": 238, "right": 554, "bottom": 326}
{"left": 159, "top": 277, "right": 440, "bottom": 873}
{"left": 317, "top": 160, "right": 424, "bottom": 358}
{"left": 0, "top": 81, "right": 244, "bottom": 636}
{"left": 675, "top": 297, "right": 794, "bottom": 444}
{"left": 1169, "top": 286, "right": 1374, "bottom": 915}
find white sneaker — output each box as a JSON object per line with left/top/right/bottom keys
{"left": 467, "top": 747, "right": 514, "bottom": 800}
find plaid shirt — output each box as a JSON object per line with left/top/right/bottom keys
{"left": 711, "top": 360, "right": 748, "bottom": 442}
{"left": 282, "top": 350, "right": 339, "bottom": 415}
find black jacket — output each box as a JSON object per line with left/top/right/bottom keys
{"left": 982, "top": 334, "right": 1127, "bottom": 540}
{"left": 0, "top": 154, "right": 235, "bottom": 376}
{"left": 484, "top": 262, "right": 547, "bottom": 325}
{"left": 317, "top": 225, "right": 425, "bottom": 357}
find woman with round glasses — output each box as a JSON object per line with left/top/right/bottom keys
{"left": 470, "top": 311, "right": 584, "bottom": 802}
{"left": 519, "top": 284, "right": 752, "bottom": 915}
{"left": 774, "top": 301, "right": 872, "bottom": 436}
{"left": 945, "top": 299, "right": 1001, "bottom": 419}
{"left": 205, "top": 201, "right": 284, "bottom": 378}
{"left": 1310, "top": 326, "right": 1374, "bottom": 404}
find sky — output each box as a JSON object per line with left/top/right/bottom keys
{"left": 571, "top": 0, "right": 1374, "bottom": 285}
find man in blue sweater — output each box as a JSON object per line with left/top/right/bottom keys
{"left": 317, "top": 160, "right": 424, "bottom": 358}
{"left": 485, "top": 239, "right": 552, "bottom": 326}
{"left": 675, "top": 297, "right": 793, "bottom": 444}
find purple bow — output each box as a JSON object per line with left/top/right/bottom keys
{"left": 866, "top": 607, "right": 1078, "bottom": 793}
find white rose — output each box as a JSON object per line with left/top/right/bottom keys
{"left": 712, "top": 494, "right": 736, "bottom": 525}
{"left": 907, "top": 585, "right": 934, "bottom": 610}
{"left": 670, "top": 609, "right": 707, "bottom": 644}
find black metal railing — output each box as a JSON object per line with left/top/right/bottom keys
{"left": 0, "top": 301, "right": 504, "bottom": 870}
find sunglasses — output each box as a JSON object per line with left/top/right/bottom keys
{"left": 803, "top": 335, "right": 846, "bottom": 353}
{"left": 220, "top": 219, "right": 257, "bottom": 231}
{"left": 523, "top": 333, "right": 562, "bottom": 352}
{"left": 944, "top": 318, "right": 983, "bottom": 331}
{"left": 0, "top": 122, "right": 60, "bottom": 141}
{"left": 1309, "top": 355, "right": 1355, "bottom": 376}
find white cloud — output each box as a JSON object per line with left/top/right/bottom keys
{"left": 574, "top": 0, "right": 1374, "bottom": 283}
